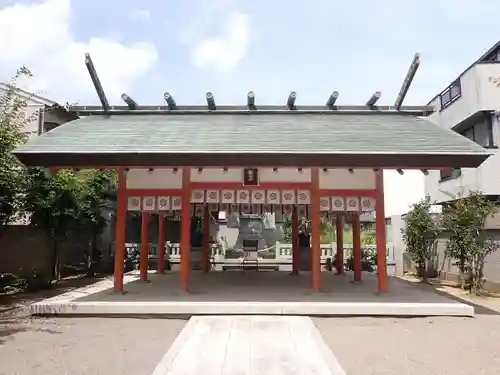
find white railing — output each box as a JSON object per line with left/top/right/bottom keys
{"left": 119, "top": 241, "right": 393, "bottom": 270}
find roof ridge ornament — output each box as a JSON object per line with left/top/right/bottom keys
{"left": 326, "top": 91, "right": 339, "bottom": 108}
{"left": 84, "top": 52, "right": 110, "bottom": 112}
{"left": 394, "top": 53, "right": 421, "bottom": 110}
{"left": 80, "top": 52, "right": 431, "bottom": 116}
{"left": 206, "top": 92, "right": 216, "bottom": 111}
{"left": 247, "top": 91, "right": 256, "bottom": 110}
{"left": 164, "top": 92, "right": 177, "bottom": 110}
{"left": 121, "top": 93, "right": 138, "bottom": 110}
{"left": 287, "top": 91, "right": 296, "bottom": 110}
{"left": 366, "top": 91, "right": 381, "bottom": 108}
{"left": 68, "top": 104, "right": 435, "bottom": 116}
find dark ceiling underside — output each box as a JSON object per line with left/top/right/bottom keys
{"left": 15, "top": 152, "right": 488, "bottom": 169}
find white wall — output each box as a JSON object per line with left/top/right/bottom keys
{"left": 476, "top": 63, "right": 500, "bottom": 111}
{"left": 319, "top": 169, "right": 375, "bottom": 189}
{"left": 428, "top": 65, "right": 480, "bottom": 128}
{"left": 388, "top": 215, "right": 406, "bottom": 276}
{"left": 393, "top": 212, "right": 500, "bottom": 284}
{"left": 427, "top": 63, "right": 500, "bottom": 129}
{"left": 0, "top": 84, "right": 66, "bottom": 137}
{"left": 127, "top": 168, "right": 183, "bottom": 189}
{"left": 22, "top": 104, "right": 44, "bottom": 136}
{"left": 126, "top": 167, "right": 377, "bottom": 190}
{"left": 435, "top": 233, "right": 500, "bottom": 285}
{"left": 425, "top": 114, "right": 500, "bottom": 202}
{"left": 425, "top": 63, "right": 500, "bottom": 203}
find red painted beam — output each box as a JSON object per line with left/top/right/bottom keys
{"left": 157, "top": 214, "right": 165, "bottom": 274}
{"left": 311, "top": 168, "right": 322, "bottom": 292}
{"left": 180, "top": 167, "right": 191, "bottom": 292}
{"left": 113, "top": 169, "right": 127, "bottom": 292}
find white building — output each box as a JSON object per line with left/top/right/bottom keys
{"left": 424, "top": 41, "right": 500, "bottom": 203}
{"left": 0, "top": 83, "right": 77, "bottom": 136}
{"left": 0, "top": 83, "right": 77, "bottom": 225}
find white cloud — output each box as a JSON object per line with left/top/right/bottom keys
{"left": 192, "top": 13, "right": 250, "bottom": 72}
{"left": 0, "top": 0, "right": 158, "bottom": 103}
{"left": 128, "top": 9, "right": 151, "bottom": 23}
{"left": 181, "top": 1, "right": 251, "bottom": 72}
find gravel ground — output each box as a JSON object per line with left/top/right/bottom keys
{"left": 0, "top": 317, "right": 186, "bottom": 375}
{"left": 314, "top": 314, "right": 500, "bottom": 375}
{"left": 2, "top": 314, "right": 500, "bottom": 375}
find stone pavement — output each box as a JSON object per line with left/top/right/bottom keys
{"left": 31, "top": 272, "right": 472, "bottom": 317}
{"left": 151, "top": 315, "right": 346, "bottom": 375}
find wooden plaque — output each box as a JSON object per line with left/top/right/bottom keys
{"left": 243, "top": 168, "right": 259, "bottom": 186}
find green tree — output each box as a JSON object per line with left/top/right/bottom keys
{"left": 282, "top": 215, "right": 334, "bottom": 244}
{"left": 24, "top": 168, "right": 82, "bottom": 281}
{"left": 0, "top": 67, "right": 33, "bottom": 233}
{"left": 442, "top": 191, "right": 499, "bottom": 293}
{"left": 75, "top": 169, "right": 115, "bottom": 276}
{"left": 401, "top": 195, "right": 439, "bottom": 281}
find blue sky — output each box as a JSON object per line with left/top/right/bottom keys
{"left": 0, "top": 0, "right": 499, "bottom": 214}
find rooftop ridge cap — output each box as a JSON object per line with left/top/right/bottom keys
{"left": 68, "top": 104, "right": 434, "bottom": 116}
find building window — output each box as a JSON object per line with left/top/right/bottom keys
{"left": 439, "top": 79, "right": 461, "bottom": 109}
{"left": 440, "top": 168, "right": 461, "bottom": 182}
{"left": 460, "top": 117, "right": 496, "bottom": 149}
{"left": 450, "top": 84, "right": 461, "bottom": 99}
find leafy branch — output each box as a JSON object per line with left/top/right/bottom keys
{"left": 442, "top": 191, "right": 499, "bottom": 294}
{"left": 0, "top": 66, "right": 34, "bottom": 232}
{"left": 401, "top": 195, "right": 439, "bottom": 281}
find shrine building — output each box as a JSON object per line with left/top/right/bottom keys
{"left": 13, "top": 53, "right": 492, "bottom": 295}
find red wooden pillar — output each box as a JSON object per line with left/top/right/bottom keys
{"left": 335, "top": 213, "right": 344, "bottom": 274}
{"left": 291, "top": 205, "right": 300, "bottom": 274}
{"left": 353, "top": 212, "right": 362, "bottom": 281}
{"left": 157, "top": 213, "right": 165, "bottom": 274}
{"left": 202, "top": 205, "right": 210, "bottom": 273}
{"left": 180, "top": 167, "right": 192, "bottom": 292}
{"left": 311, "top": 168, "right": 321, "bottom": 292}
{"left": 375, "top": 169, "right": 388, "bottom": 293}
{"left": 140, "top": 211, "right": 149, "bottom": 281}
{"left": 113, "top": 169, "right": 126, "bottom": 292}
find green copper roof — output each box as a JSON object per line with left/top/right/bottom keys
{"left": 13, "top": 112, "right": 491, "bottom": 168}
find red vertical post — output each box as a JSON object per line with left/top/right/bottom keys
{"left": 335, "top": 213, "right": 344, "bottom": 274}
{"left": 113, "top": 169, "right": 126, "bottom": 292}
{"left": 375, "top": 169, "right": 388, "bottom": 293}
{"left": 353, "top": 213, "right": 362, "bottom": 281}
{"left": 180, "top": 167, "right": 191, "bottom": 292}
{"left": 140, "top": 211, "right": 149, "bottom": 281}
{"left": 291, "top": 205, "right": 300, "bottom": 274}
{"left": 311, "top": 168, "right": 321, "bottom": 292}
{"left": 202, "top": 205, "right": 210, "bottom": 273}
{"left": 157, "top": 213, "right": 165, "bottom": 274}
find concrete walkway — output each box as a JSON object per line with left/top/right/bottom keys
{"left": 151, "top": 315, "right": 346, "bottom": 375}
